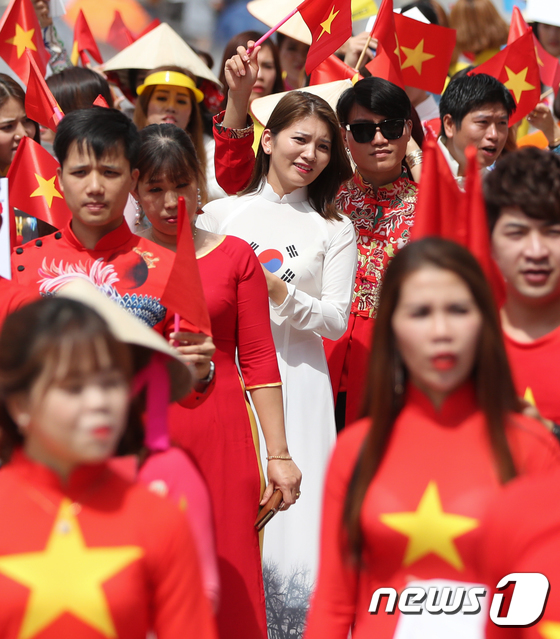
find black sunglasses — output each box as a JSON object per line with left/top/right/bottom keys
{"left": 345, "top": 119, "right": 406, "bottom": 143}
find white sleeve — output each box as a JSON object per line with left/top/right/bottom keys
{"left": 271, "top": 220, "right": 357, "bottom": 340}
{"left": 196, "top": 203, "right": 222, "bottom": 233}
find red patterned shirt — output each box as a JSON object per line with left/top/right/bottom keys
{"left": 336, "top": 171, "right": 417, "bottom": 319}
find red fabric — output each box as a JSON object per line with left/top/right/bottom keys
{"left": 168, "top": 236, "right": 281, "bottom": 639}
{"left": 0, "top": 276, "right": 37, "bottom": 328}
{"left": 93, "top": 94, "right": 109, "bottom": 108}
{"left": 411, "top": 133, "right": 462, "bottom": 240}
{"left": 469, "top": 30, "right": 540, "bottom": 126}
{"left": 136, "top": 18, "right": 160, "bottom": 39}
{"left": 0, "top": 449, "right": 217, "bottom": 639}
{"left": 365, "top": 0, "right": 405, "bottom": 89}
{"left": 298, "top": 0, "right": 352, "bottom": 75}
{"left": 110, "top": 449, "right": 220, "bottom": 610}
{"left": 504, "top": 326, "right": 560, "bottom": 425}
{"left": 0, "top": 0, "right": 48, "bottom": 83}
{"left": 161, "top": 197, "right": 212, "bottom": 336}
{"left": 394, "top": 13, "right": 456, "bottom": 94}
{"left": 304, "top": 383, "right": 560, "bottom": 639}
{"left": 24, "top": 50, "right": 63, "bottom": 133}
{"left": 107, "top": 10, "right": 136, "bottom": 51}
{"left": 7, "top": 137, "right": 71, "bottom": 230}
{"left": 508, "top": 6, "right": 560, "bottom": 91}
{"left": 309, "top": 54, "right": 360, "bottom": 85}
{"left": 10, "top": 221, "right": 183, "bottom": 338}
{"left": 478, "top": 470, "right": 560, "bottom": 639}
{"left": 213, "top": 112, "right": 256, "bottom": 196}
{"left": 73, "top": 9, "right": 103, "bottom": 65}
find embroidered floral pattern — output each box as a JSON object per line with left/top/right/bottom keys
{"left": 37, "top": 258, "right": 167, "bottom": 328}
{"left": 336, "top": 172, "right": 417, "bottom": 318}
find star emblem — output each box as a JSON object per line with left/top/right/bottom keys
{"left": 30, "top": 174, "right": 63, "bottom": 207}
{"left": 379, "top": 481, "right": 479, "bottom": 570}
{"left": 317, "top": 6, "right": 339, "bottom": 41}
{"left": 0, "top": 499, "right": 143, "bottom": 638}
{"left": 400, "top": 39, "right": 435, "bottom": 74}
{"left": 504, "top": 66, "right": 536, "bottom": 103}
{"left": 394, "top": 32, "right": 402, "bottom": 64}
{"left": 524, "top": 386, "right": 536, "bottom": 406}
{"left": 539, "top": 621, "right": 560, "bottom": 639}
{"left": 6, "top": 23, "right": 37, "bottom": 58}
{"left": 535, "top": 46, "right": 544, "bottom": 68}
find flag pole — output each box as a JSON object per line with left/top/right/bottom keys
{"left": 355, "top": 35, "right": 373, "bottom": 71}
{"left": 248, "top": 7, "right": 300, "bottom": 53}
{"left": 541, "top": 87, "right": 553, "bottom": 100}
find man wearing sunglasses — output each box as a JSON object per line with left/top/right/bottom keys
{"left": 439, "top": 73, "right": 516, "bottom": 180}
{"left": 325, "top": 77, "right": 418, "bottom": 429}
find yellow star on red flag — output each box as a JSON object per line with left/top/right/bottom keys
{"left": 539, "top": 621, "right": 560, "bottom": 639}
{"left": 30, "top": 174, "right": 63, "bottom": 207}
{"left": 0, "top": 499, "right": 143, "bottom": 638}
{"left": 317, "top": 6, "right": 340, "bottom": 40}
{"left": 6, "top": 23, "right": 36, "bottom": 58}
{"left": 504, "top": 65, "right": 537, "bottom": 103}
{"left": 400, "top": 38, "right": 435, "bottom": 74}
{"left": 380, "top": 481, "right": 479, "bottom": 570}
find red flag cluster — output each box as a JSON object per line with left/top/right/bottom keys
{"left": 411, "top": 134, "right": 505, "bottom": 305}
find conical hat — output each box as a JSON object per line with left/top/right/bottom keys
{"left": 247, "top": 0, "right": 312, "bottom": 45}
{"left": 250, "top": 79, "right": 353, "bottom": 126}
{"left": 57, "top": 280, "right": 192, "bottom": 402}
{"left": 525, "top": 0, "right": 560, "bottom": 27}
{"left": 103, "top": 23, "right": 221, "bottom": 87}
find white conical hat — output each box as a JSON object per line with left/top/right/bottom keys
{"left": 525, "top": 0, "right": 560, "bottom": 28}
{"left": 250, "top": 79, "right": 353, "bottom": 126}
{"left": 247, "top": 0, "right": 312, "bottom": 45}
{"left": 103, "top": 23, "right": 221, "bottom": 87}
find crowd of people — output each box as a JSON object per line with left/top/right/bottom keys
{"left": 1, "top": 0, "right": 560, "bottom": 637}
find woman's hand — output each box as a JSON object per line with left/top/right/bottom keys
{"left": 262, "top": 458, "right": 302, "bottom": 510}
{"left": 170, "top": 331, "right": 216, "bottom": 380}
{"left": 223, "top": 41, "right": 260, "bottom": 129}
{"left": 527, "top": 103, "right": 560, "bottom": 147}
{"left": 261, "top": 265, "right": 288, "bottom": 305}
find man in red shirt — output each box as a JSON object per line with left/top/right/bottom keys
{"left": 11, "top": 107, "right": 215, "bottom": 393}
{"left": 485, "top": 147, "right": 560, "bottom": 428}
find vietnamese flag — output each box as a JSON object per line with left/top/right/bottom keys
{"left": 394, "top": 13, "right": 456, "bottom": 94}
{"left": 107, "top": 11, "right": 136, "bottom": 52}
{"left": 298, "top": 0, "right": 352, "bottom": 75}
{"left": 470, "top": 30, "right": 540, "bottom": 125}
{"left": 161, "top": 197, "right": 212, "bottom": 336}
{"left": 508, "top": 6, "right": 560, "bottom": 91}
{"left": 70, "top": 10, "right": 103, "bottom": 66}
{"left": 24, "top": 51, "right": 64, "bottom": 132}
{"left": 7, "top": 137, "right": 71, "bottom": 230}
{"left": 309, "top": 54, "right": 360, "bottom": 85}
{"left": 365, "top": 0, "right": 404, "bottom": 88}
{"left": 458, "top": 146, "right": 505, "bottom": 306}
{"left": 410, "top": 132, "right": 461, "bottom": 241}
{"left": 0, "top": 0, "right": 48, "bottom": 83}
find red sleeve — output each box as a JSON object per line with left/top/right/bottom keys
{"left": 213, "top": 111, "right": 255, "bottom": 195}
{"left": 234, "top": 239, "right": 281, "bottom": 388}
{"left": 506, "top": 413, "right": 560, "bottom": 474}
{"left": 146, "top": 495, "right": 218, "bottom": 639}
{"left": 0, "top": 278, "right": 38, "bottom": 328}
{"left": 304, "top": 420, "right": 369, "bottom": 639}
{"left": 138, "top": 448, "right": 220, "bottom": 610}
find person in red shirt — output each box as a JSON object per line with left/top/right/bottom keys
{"left": 484, "top": 147, "right": 560, "bottom": 429}
{"left": 10, "top": 106, "right": 215, "bottom": 394}
{"left": 0, "top": 286, "right": 217, "bottom": 639}
{"left": 304, "top": 238, "right": 560, "bottom": 639}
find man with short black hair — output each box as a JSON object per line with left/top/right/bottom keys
{"left": 485, "top": 146, "right": 560, "bottom": 426}
{"left": 439, "top": 73, "right": 516, "bottom": 178}
{"left": 11, "top": 107, "right": 214, "bottom": 386}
